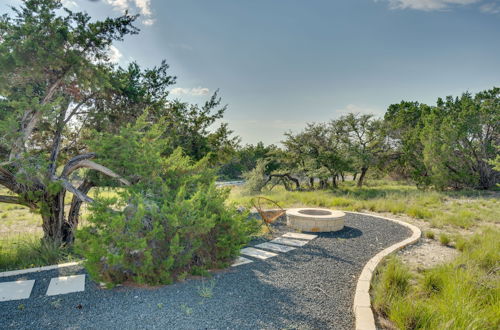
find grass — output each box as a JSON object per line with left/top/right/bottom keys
{"left": 0, "top": 233, "right": 79, "bottom": 271}
{"left": 197, "top": 279, "right": 216, "bottom": 298}
{"left": 228, "top": 179, "right": 499, "bottom": 230}
{"left": 0, "top": 186, "right": 106, "bottom": 271}
{"left": 438, "top": 233, "right": 451, "bottom": 246}
{"left": 0, "top": 178, "right": 498, "bottom": 329}
{"left": 372, "top": 229, "right": 500, "bottom": 330}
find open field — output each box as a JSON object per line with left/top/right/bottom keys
{"left": 229, "top": 180, "right": 499, "bottom": 232}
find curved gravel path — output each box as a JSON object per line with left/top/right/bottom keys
{"left": 0, "top": 213, "right": 411, "bottom": 330}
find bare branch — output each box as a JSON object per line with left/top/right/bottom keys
{"left": 61, "top": 153, "right": 97, "bottom": 177}
{"left": 58, "top": 179, "right": 94, "bottom": 203}
{"left": 61, "top": 157, "right": 130, "bottom": 186}
{"left": 68, "top": 179, "right": 95, "bottom": 228}
{"left": 0, "top": 195, "right": 33, "bottom": 208}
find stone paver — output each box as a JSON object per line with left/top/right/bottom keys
{"left": 282, "top": 232, "right": 317, "bottom": 240}
{"left": 231, "top": 256, "right": 253, "bottom": 267}
{"left": 46, "top": 274, "right": 85, "bottom": 296}
{"left": 0, "top": 280, "right": 35, "bottom": 302}
{"left": 255, "top": 242, "right": 296, "bottom": 253}
{"left": 271, "top": 237, "right": 309, "bottom": 247}
{"left": 240, "top": 247, "right": 278, "bottom": 260}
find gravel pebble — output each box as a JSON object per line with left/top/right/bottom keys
{"left": 0, "top": 213, "right": 411, "bottom": 330}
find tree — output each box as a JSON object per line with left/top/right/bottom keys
{"left": 384, "top": 101, "right": 431, "bottom": 186}
{"left": 421, "top": 89, "right": 499, "bottom": 189}
{"left": 218, "top": 142, "right": 277, "bottom": 180}
{"left": 339, "top": 113, "right": 386, "bottom": 187}
{"left": 0, "top": 1, "right": 240, "bottom": 244}
{"left": 78, "top": 116, "right": 257, "bottom": 286}
{"left": 161, "top": 92, "right": 239, "bottom": 164}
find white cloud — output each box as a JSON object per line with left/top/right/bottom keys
{"left": 104, "top": 0, "right": 155, "bottom": 25}
{"left": 62, "top": 0, "right": 78, "bottom": 8}
{"left": 105, "top": 0, "right": 129, "bottom": 12}
{"left": 107, "top": 45, "right": 123, "bottom": 63}
{"left": 480, "top": 1, "right": 500, "bottom": 13}
{"left": 382, "top": 0, "right": 481, "bottom": 11}
{"left": 142, "top": 18, "right": 156, "bottom": 26}
{"left": 134, "top": 0, "right": 152, "bottom": 16}
{"left": 171, "top": 87, "right": 210, "bottom": 96}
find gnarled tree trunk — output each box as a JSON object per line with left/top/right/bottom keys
{"left": 357, "top": 167, "right": 368, "bottom": 188}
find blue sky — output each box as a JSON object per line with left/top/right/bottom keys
{"left": 2, "top": 0, "right": 500, "bottom": 144}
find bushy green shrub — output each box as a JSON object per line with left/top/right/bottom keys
{"left": 242, "top": 159, "right": 269, "bottom": 194}
{"left": 77, "top": 116, "right": 258, "bottom": 286}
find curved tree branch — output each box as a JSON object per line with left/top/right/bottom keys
{"left": 58, "top": 178, "right": 94, "bottom": 204}
{"left": 61, "top": 153, "right": 97, "bottom": 177}
{"left": 0, "top": 195, "right": 34, "bottom": 208}
{"left": 61, "top": 159, "right": 130, "bottom": 186}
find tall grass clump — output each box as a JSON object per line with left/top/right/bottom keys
{"left": 0, "top": 234, "right": 77, "bottom": 271}
{"left": 372, "top": 256, "right": 412, "bottom": 315}
{"left": 372, "top": 228, "right": 500, "bottom": 329}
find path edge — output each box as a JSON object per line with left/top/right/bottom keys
{"left": 346, "top": 211, "right": 421, "bottom": 330}
{"left": 0, "top": 261, "right": 82, "bottom": 278}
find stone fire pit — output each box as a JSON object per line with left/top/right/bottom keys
{"left": 286, "top": 208, "right": 345, "bottom": 232}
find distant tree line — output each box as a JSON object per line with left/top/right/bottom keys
{"left": 224, "top": 88, "right": 499, "bottom": 191}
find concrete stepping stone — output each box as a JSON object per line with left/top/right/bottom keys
{"left": 0, "top": 280, "right": 35, "bottom": 302}
{"left": 282, "top": 232, "right": 317, "bottom": 240}
{"left": 240, "top": 247, "right": 278, "bottom": 260}
{"left": 255, "top": 242, "right": 296, "bottom": 253}
{"left": 46, "top": 274, "right": 85, "bottom": 296}
{"left": 231, "top": 256, "right": 253, "bottom": 267}
{"left": 270, "top": 237, "right": 309, "bottom": 247}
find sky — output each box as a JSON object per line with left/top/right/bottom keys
{"left": 1, "top": 0, "right": 500, "bottom": 145}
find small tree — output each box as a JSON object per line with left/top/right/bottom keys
{"left": 339, "top": 114, "right": 386, "bottom": 187}
{"left": 421, "top": 89, "right": 499, "bottom": 189}
{"left": 77, "top": 117, "right": 257, "bottom": 286}
{"left": 0, "top": 0, "right": 140, "bottom": 243}
{"left": 242, "top": 159, "right": 270, "bottom": 194}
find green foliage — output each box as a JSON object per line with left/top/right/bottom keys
{"left": 372, "top": 256, "right": 412, "bottom": 314}
{"left": 242, "top": 159, "right": 270, "bottom": 194}
{"left": 386, "top": 88, "right": 499, "bottom": 190}
{"left": 77, "top": 119, "right": 257, "bottom": 286}
{"left": 218, "top": 142, "right": 277, "bottom": 180}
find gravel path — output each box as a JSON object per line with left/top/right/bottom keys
{"left": 0, "top": 213, "right": 411, "bottom": 330}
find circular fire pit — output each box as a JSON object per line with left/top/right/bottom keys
{"left": 286, "top": 208, "right": 345, "bottom": 232}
